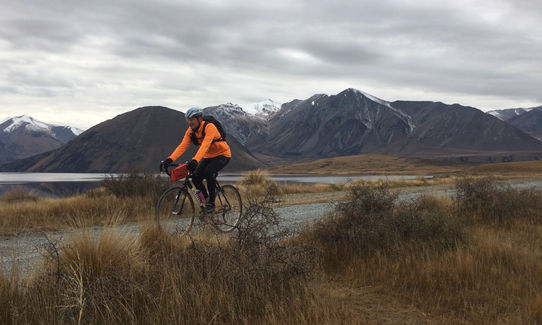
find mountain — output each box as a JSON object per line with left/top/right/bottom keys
{"left": 391, "top": 101, "right": 542, "bottom": 160}
{"left": 239, "top": 99, "right": 282, "bottom": 118}
{"left": 243, "top": 89, "right": 542, "bottom": 163}
{"left": 246, "top": 88, "right": 414, "bottom": 158}
{"left": 0, "top": 115, "right": 83, "bottom": 165}
{"left": 202, "top": 100, "right": 282, "bottom": 145}
{"left": 0, "top": 107, "right": 262, "bottom": 173}
{"left": 486, "top": 106, "right": 542, "bottom": 141}
{"left": 203, "top": 103, "right": 268, "bottom": 145}
{"left": 487, "top": 107, "right": 534, "bottom": 121}
{"left": 506, "top": 107, "right": 542, "bottom": 140}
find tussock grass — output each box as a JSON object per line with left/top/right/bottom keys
{"left": 304, "top": 183, "right": 466, "bottom": 272}
{"left": 0, "top": 187, "right": 39, "bottom": 203}
{"left": 455, "top": 176, "right": 542, "bottom": 226}
{"left": 239, "top": 169, "right": 345, "bottom": 199}
{"left": 0, "top": 192, "right": 155, "bottom": 235}
{"left": 238, "top": 169, "right": 283, "bottom": 201}
{"left": 101, "top": 170, "right": 168, "bottom": 201}
{"left": 0, "top": 172, "right": 171, "bottom": 235}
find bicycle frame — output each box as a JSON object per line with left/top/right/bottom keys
{"left": 165, "top": 163, "right": 228, "bottom": 211}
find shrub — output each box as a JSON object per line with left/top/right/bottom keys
{"left": 455, "top": 177, "right": 542, "bottom": 226}
{"left": 101, "top": 170, "right": 169, "bottom": 201}
{"left": 0, "top": 187, "right": 39, "bottom": 203}
{"left": 306, "top": 183, "right": 465, "bottom": 271}
{"left": 239, "top": 169, "right": 270, "bottom": 186}
{"left": 239, "top": 169, "right": 283, "bottom": 202}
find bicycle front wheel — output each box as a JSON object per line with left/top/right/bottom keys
{"left": 155, "top": 186, "right": 196, "bottom": 236}
{"left": 214, "top": 185, "right": 243, "bottom": 232}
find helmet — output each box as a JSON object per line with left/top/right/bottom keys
{"left": 185, "top": 107, "right": 203, "bottom": 119}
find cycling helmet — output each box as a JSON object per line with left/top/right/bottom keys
{"left": 185, "top": 107, "right": 203, "bottom": 119}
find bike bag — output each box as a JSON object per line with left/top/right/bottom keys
{"left": 170, "top": 164, "right": 189, "bottom": 182}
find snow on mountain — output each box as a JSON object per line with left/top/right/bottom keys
{"left": 1, "top": 115, "right": 84, "bottom": 139}
{"left": 487, "top": 108, "right": 533, "bottom": 121}
{"left": 349, "top": 88, "right": 416, "bottom": 132}
{"left": 3, "top": 115, "right": 52, "bottom": 134}
{"left": 239, "top": 99, "right": 282, "bottom": 117}
{"left": 68, "top": 126, "right": 84, "bottom": 136}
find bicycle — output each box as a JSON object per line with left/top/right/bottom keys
{"left": 155, "top": 163, "right": 243, "bottom": 236}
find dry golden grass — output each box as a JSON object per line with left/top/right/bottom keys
{"left": 265, "top": 153, "right": 542, "bottom": 182}
{"left": 301, "top": 178, "right": 542, "bottom": 324}
{"left": 267, "top": 154, "right": 466, "bottom": 175}
{"left": 345, "top": 224, "right": 542, "bottom": 324}
{"left": 0, "top": 191, "right": 155, "bottom": 235}
{"left": 1, "top": 221, "right": 351, "bottom": 324}
{"left": 466, "top": 159, "right": 542, "bottom": 177}
{"left": 0, "top": 186, "right": 39, "bottom": 203}
{"left": 4, "top": 177, "right": 542, "bottom": 323}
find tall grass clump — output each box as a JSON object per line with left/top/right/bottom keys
{"left": 101, "top": 169, "right": 169, "bottom": 201}
{"left": 455, "top": 176, "right": 542, "bottom": 226}
{"left": 0, "top": 187, "right": 39, "bottom": 203}
{"left": 239, "top": 169, "right": 282, "bottom": 202}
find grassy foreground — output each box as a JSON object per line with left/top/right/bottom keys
{"left": 3, "top": 177, "right": 542, "bottom": 323}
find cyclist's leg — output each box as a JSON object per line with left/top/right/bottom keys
{"left": 203, "top": 156, "right": 230, "bottom": 207}
{"left": 192, "top": 158, "right": 211, "bottom": 198}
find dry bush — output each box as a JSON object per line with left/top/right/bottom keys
{"left": 455, "top": 176, "right": 542, "bottom": 226}
{"left": 239, "top": 169, "right": 270, "bottom": 186}
{"left": 305, "top": 182, "right": 466, "bottom": 272}
{"left": 0, "top": 187, "right": 39, "bottom": 203}
{"left": 101, "top": 170, "right": 169, "bottom": 201}
{"left": 239, "top": 169, "right": 283, "bottom": 202}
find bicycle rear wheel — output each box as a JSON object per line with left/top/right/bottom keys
{"left": 155, "top": 186, "right": 196, "bottom": 236}
{"left": 214, "top": 184, "right": 242, "bottom": 232}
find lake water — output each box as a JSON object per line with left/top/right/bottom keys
{"left": 0, "top": 172, "right": 431, "bottom": 197}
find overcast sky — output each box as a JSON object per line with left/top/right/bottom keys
{"left": 1, "top": 0, "right": 541, "bottom": 129}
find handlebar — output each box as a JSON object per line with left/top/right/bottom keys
{"left": 160, "top": 162, "right": 179, "bottom": 176}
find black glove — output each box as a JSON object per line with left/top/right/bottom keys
{"left": 160, "top": 158, "right": 173, "bottom": 171}
{"left": 186, "top": 159, "right": 198, "bottom": 172}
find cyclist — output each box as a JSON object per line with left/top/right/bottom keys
{"left": 161, "top": 107, "right": 231, "bottom": 212}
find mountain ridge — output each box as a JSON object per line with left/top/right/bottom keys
{"left": 0, "top": 107, "right": 262, "bottom": 172}
{"left": 0, "top": 115, "right": 82, "bottom": 165}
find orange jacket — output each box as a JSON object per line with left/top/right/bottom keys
{"left": 169, "top": 122, "right": 231, "bottom": 162}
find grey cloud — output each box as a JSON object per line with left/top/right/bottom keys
{"left": 1, "top": 0, "right": 541, "bottom": 128}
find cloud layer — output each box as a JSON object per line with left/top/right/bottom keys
{"left": 1, "top": 0, "right": 541, "bottom": 128}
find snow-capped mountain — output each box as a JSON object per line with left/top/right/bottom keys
{"left": 487, "top": 108, "right": 534, "bottom": 121}
{"left": 203, "top": 103, "right": 268, "bottom": 145}
{"left": 1, "top": 115, "right": 83, "bottom": 137}
{"left": 243, "top": 88, "right": 542, "bottom": 162}
{"left": 239, "top": 99, "right": 282, "bottom": 118}
{"left": 0, "top": 115, "right": 84, "bottom": 164}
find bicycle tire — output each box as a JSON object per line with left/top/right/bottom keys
{"left": 155, "top": 186, "right": 196, "bottom": 236}
{"left": 214, "top": 184, "right": 243, "bottom": 232}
